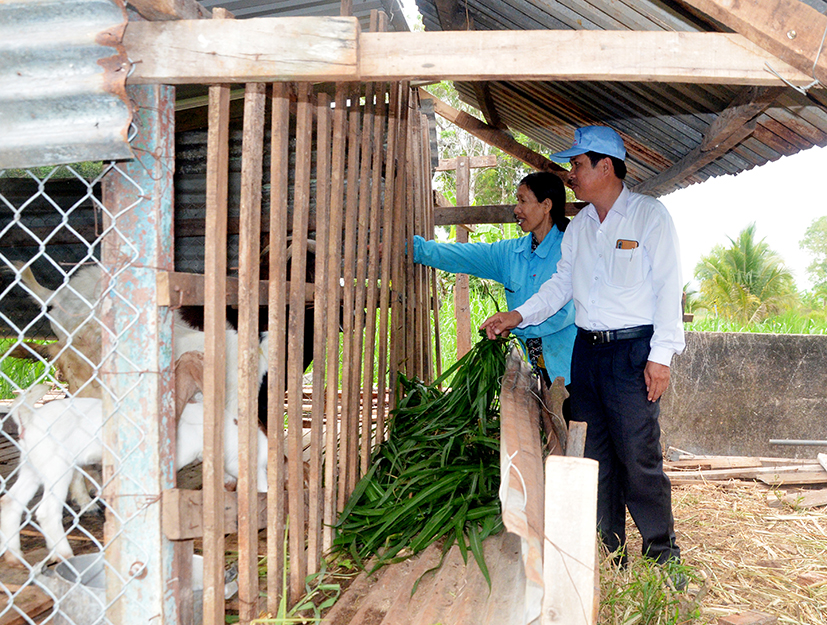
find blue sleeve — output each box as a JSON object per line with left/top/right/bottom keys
{"left": 412, "top": 235, "right": 507, "bottom": 283}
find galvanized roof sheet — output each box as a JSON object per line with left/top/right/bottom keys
{"left": 0, "top": 0, "right": 133, "bottom": 169}
{"left": 414, "top": 0, "right": 827, "bottom": 195}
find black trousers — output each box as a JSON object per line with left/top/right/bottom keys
{"left": 569, "top": 329, "right": 679, "bottom": 564}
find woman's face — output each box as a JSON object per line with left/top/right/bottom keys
{"left": 514, "top": 184, "right": 551, "bottom": 237}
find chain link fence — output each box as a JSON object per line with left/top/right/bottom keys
{"left": 0, "top": 160, "right": 152, "bottom": 625}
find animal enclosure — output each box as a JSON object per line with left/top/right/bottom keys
{"left": 0, "top": 67, "right": 438, "bottom": 623}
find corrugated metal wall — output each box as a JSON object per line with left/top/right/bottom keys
{"left": 0, "top": 0, "right": 133, "bottom": 168}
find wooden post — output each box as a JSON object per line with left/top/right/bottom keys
{"left": 323, "top": 83, "right": 348, "bottom": 542}
{"left": 543, "top": 456, "right": 599, "bottom": 625}
{"left": 266, "top": 81, "right": 291, "bottom": 613}
{"left": 287, "top": 83, "right": 313, "bottom": 602}
{"left": 202, "top": 26, "right": 231, "bottom": 620}
{"left": 100, "top": 83, "right": 177, "bottom": 625}
{"left": 236, "top": 81, "right": 266, "bottom": 622}
{"left": 454, "top": 156, "right": 471, "bottom": 358}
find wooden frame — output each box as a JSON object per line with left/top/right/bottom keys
{"left": 123, "top": 21, "right": 812, "bottom": 86}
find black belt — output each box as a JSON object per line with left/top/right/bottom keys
{"left": 577, "top": 325, "right": 653, "bottom": 346}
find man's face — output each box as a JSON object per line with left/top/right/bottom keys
{"left": 567, "top": 154, "right": 603, "bottom": 203}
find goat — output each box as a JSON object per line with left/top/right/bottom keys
{"left": 11, "top": 262, "right": 102, "bottom": 344}
{"left": 0, "top": 350, "right": 270, "bottom": 566}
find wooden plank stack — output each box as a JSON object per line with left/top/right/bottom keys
{"left": 665, "top": 447, "right": 827, "bottom": 508}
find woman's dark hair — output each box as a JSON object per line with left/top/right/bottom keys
{"left": 518, "top": 171, "right": 569, "bottom": 232}
{"left": 584, "top": 151, "right": 627, "bottom": 180}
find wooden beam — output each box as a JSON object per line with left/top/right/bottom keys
{"left": 124, "top": 17, "right": 359, "bottom": 83}
{"left": 162, "top": 489, "right": 267, "bottom": 541}
{"left": 127, "top": 0, "right": 212, "bottom": 21}
{"left": 436, "top": 154, "right": 498, "bottom": 170}
{"left": 422, "top": 90, "right": 567, "bottom": 174}
{"left": 472, "top": 82, "right": 507, "bottom": 130}
{"left": 123, "top": 22, "right": 812, "bottom": 86}
{"left": 679, "top": 0, "right": 827, "bottom": 87}
{"left": 634, "top": 86, "right": 784, "bottom": 196}
{"left": 360, "top": 30, "right": 811, "bottom": 85}
{"left": 156, "top": 270, "right": 316, "bottom": 306}
{"left": 434, "top": 202, "right": 583, "bottom": 225}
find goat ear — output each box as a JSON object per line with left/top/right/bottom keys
{"left": 306, "top": 239, "right": 317, "bottom": 255}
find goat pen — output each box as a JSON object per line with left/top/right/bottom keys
{"left": 0, "top": 32, "right": 438, "bottom": 625}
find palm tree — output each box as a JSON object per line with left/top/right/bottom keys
{"left": 694, "top": 223, "right": 797, "bottom": 323}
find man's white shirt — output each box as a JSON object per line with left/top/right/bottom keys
{"left": 515, "top": 185, "right": 685, "bottom": 366}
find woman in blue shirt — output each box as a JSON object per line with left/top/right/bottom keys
{"left": 413, "top": 172, "right": 576, "bottom": 388}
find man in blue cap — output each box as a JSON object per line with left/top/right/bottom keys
{"left": 481, "top": 126, "right": 685, "bottom": 573}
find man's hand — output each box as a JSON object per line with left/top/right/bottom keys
{"left": 644, "top": 361, "right": 670, "bottom": 402}
{"left": 480, "top": 311, "right": 522, "bottom": 340}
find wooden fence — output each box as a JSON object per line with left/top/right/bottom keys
{"left": 185, "top": 75, "right": 438, "bottom": 620}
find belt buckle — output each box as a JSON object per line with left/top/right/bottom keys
{"left": 599, "top": 330, "right": 610, "bottom": 344}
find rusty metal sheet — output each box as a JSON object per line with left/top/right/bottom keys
{"left": 0, "top": 0, "right": 132, "bottom": 169}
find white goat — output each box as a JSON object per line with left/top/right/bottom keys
{"left": 1, "top": 366, "right": 269, "bottom": 566}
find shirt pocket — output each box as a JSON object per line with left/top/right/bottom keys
{"left": 608, "top": 247, "right": 644, "bottom": 287}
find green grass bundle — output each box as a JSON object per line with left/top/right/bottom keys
{"left": 332, "top": 334, "right": 509, "bottom": 584}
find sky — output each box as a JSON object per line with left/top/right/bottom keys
{"left": 664, "top": 145, "right": 827, "bottom": 291}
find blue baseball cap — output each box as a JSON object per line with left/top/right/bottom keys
{"left": 549, "top": 126, "right": 626, "bottom": 163}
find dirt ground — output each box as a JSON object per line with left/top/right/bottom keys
{"left": 627, "top": 481, "right": 827, "bottom": 624}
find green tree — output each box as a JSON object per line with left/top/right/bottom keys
{"left": 694, "top": 223, "right": 798, "bottom": 323}
{"left": 801, "top": 215, "right": 827, "bottom": 288}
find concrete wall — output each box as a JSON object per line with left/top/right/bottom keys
{"left": 660, "top": 331, "right": 827, "bottom": 458}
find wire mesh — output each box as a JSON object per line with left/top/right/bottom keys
{"left": 0, "top": 161, "right": 147, "bottom": 625}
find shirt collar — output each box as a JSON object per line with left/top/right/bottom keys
{"left": 584, "top": 183, "right": 630, "bottom": 222}
{"left": 514, "top": 228, "right": 561, "bottom": 259}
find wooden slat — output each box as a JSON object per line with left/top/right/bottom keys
{"left": 124, "top": 17, "right": 359, "bottom": 83}
{"left": 373, "top": 81, "right": 399, "bottom": 448}
{"left": 162, "top": 489, "right": 267, "bottom": 540}
{"left": 307, "top": 89, "right": 332, "bottom": 574}
{"left": 338, "top": 85, "right": 361, "bottom": 502}
{"left": 389, "top": 83, "right": 410, "bottom": 393}
{"left": 665, "top": 463, "right": 823, "bottom": 481}
{"left": 0, "top": 584, "right": 53, "bottom": 625}
{"left": 156, "top": 270, "right": 315, "bottom": 306}
{"left": 287, "top": 82, "right": 313, "bottom": 602}
{"left": 360, "top": 54, "right": 386, "bottom": 473}
{"left": 265, "top": 80, "right": 291, "bottom": 614}
{"left": 201, "top": 30, "right": 231, "bottom": 623}
{"left": 680, "top": 0, "right": 827, "bottom": 87}
{"left": 323, "top": 83, "right": 348, "bottom": 544}
{"left": 419, "top": 114, "right": 435, "bottom": 381}
{"left": 404, "top": 102, "right": 417, "bottom": 378}
{"left": 354, "top": 73, "right": 375, "bottom": 476}
{"left": 780, "top": 488, "right": 827, "bottom": 508}
{"left": 236, "top": 81, "right": 266, "bottom": 623}
{"left": 125, "top": 24, "right": 812, "bottom": 86}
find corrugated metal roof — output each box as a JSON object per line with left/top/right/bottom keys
{"left": 196, "top": 0, "right": 410, "bottom": 31}
{"left": 0, "top": 0, "right": 133, "bottom": 169}
{"left": 414, "top": 0, "right": 827, "bottom": 195}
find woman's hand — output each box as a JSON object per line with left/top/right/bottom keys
{"left": 480, "top": 311, "right": 522, "bottom": 340}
